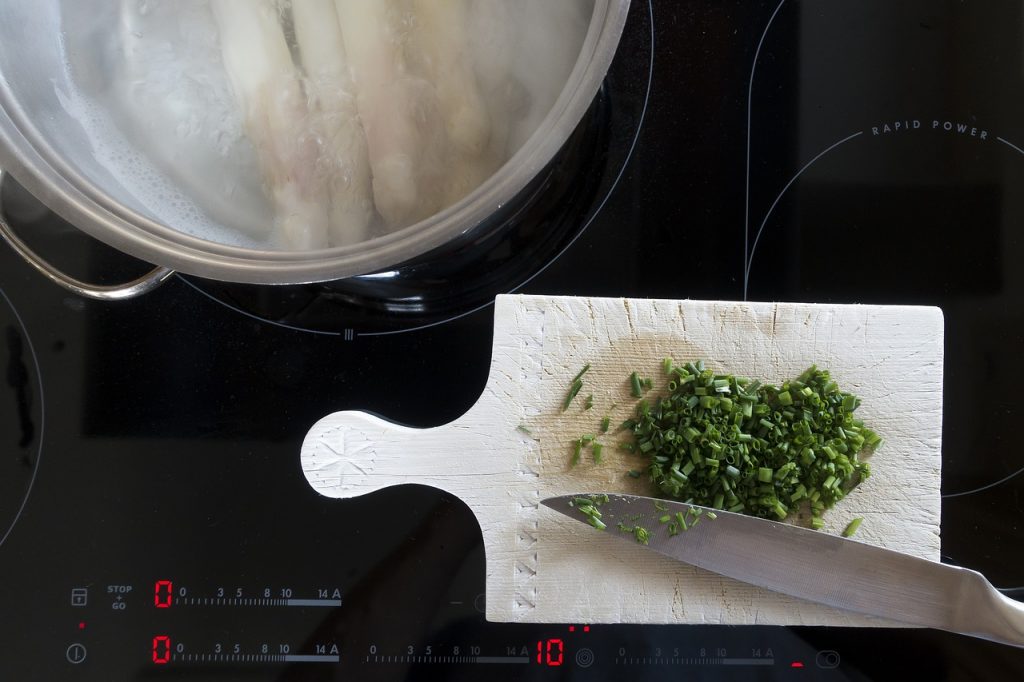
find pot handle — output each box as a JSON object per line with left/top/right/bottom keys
{"left": 0, "top": 168, "right": 174, "bottom": 300}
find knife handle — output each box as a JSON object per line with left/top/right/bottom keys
{"left": 957, "top": 568, "right": 1024, "bottom": 648}
{"left": 992, "top": 591, "right": 1024, "bottom": 647}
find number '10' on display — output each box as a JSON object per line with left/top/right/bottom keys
{"left": 537, "top": 639, "right": 564, "bottom": 666}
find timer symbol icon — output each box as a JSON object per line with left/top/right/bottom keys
{"left": 575, "top": 648, "right": 595, "bottom": 668}
{"left": 70, "top": 588, "right": 88, "bottom": 607}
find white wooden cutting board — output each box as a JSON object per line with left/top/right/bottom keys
{"left": 301, "top": 294, "right": 944, "bottom": 626}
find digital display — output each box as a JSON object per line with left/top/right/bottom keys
{"left": 153, "top": 581, "right": 172, "bottom": 665}
{"left": 138, "top": 579, "right": 796, "bottom": 674}
{"left": 536, "top": 639, "right": 564, "bottom": 666}
{"left": 154, "top": 580, "right": 173, "bottom": 608}
{"left": 152, "top": 636, "right": 172, "bottom": 665}
{"left": 146, "top": 578, "right": 348, "bottom": 667}
{"left": 144, "top": 582, "right": 583, "bottom": 670}
{"left": 78, "top": 583, "right": 788, "bottom": 674}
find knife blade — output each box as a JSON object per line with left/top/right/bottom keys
{"left": 541, "top": 493, "right": 1024, "bottom": 648}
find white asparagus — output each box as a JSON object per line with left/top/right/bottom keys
{"left": 210, "top": 0, "right": 329, "bottom": 250}
{"left": 409, "top": 0, "right": 489, "bottom": 156}
{"left": 291, "top": 0, "right": 376, "bottom": 246}
{"left": 468, "top": 0, "right": 590, "bottom": 157}
{"left": 333, "top": 0, "right": 447, "bottom": 229}
{"left": 465, "top": 0, "right": 523, "bottom": 168}
{"left": 408, "top": 0, "right": 497, "bottom": 207}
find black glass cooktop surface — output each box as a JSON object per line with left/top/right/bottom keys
{"left": 1, "top": 1, "right": 1024, "bottom": 680}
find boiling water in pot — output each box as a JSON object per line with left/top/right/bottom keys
{"left": 55, "top": 0, "right": 594, "bottom": 251}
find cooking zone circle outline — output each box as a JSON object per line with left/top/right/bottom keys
{"left": 0, "top": 286, "right": 44, "bottom": 548}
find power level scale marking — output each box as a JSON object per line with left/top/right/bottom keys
{"left": 177, "top": 597, "right": 341, "bottom": 607}
{"left": 614, "top": 657, "right": 775, "bottom": 666}
{"left": 170, "top": 653, "right": 339, "bottom": 664}
{"left": 366, "top": 655, "right": 530, "bottom": 665}
{"left": 286, "top": 598, "right": 342, "bottom": 607}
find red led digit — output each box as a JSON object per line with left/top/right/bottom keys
{"left": 536, "top": 640, "right": 542, "bottom": 664}
{"left": 154, "top": 580, "right": 173, "bottom": 608}
{"left": 546, "top": 639, "right": 564, "bottom": 667}
{"left": 152, "top": 635, "right": 171, "bottom": 664}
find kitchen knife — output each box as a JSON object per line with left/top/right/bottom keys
{"left": 541, "top": 493, "right": 1024, "bottom": 648}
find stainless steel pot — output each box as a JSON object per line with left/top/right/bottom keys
{"left": 0, "top": 0, "right": 629, "bottom": 299}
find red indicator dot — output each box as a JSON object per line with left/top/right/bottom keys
{"left": 568, "top": 626, "right": 575, "bottom": 632}
{"left": 791, "top": 661, "right": 805, "bottom": 668}
{"left": 78, "top": 622, "right": 86, "bottom": 630}
{"left": 583, "top": 625, "right": 590, "bottom": 633}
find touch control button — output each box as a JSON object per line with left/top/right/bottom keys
{"left": 66, "top": 643, "right": 87, "bottom": 664}
{"left": 816, "top": 650, "right": 840, "bottom": 669}
{"left": 70, "top": 588, "right": 88, "bottom": 607}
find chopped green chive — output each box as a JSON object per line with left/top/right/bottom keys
{"left": 563, "top": 360, "right": 876, "bottom": 536}
{"left": 633, "top": 526, "right": 651, "bottom": 545}
{"left": 842, "top": 517, "right": 863, "bottom": 537}
{"left": 571, "top": 363, "right": 591, "bottom": 384}
{"left": 563, "top": 378, "right": 584, "bottom": 411}
{"left": 630, "top": 372, "right": 643, "bottom": 397}
{"left": 570, "top": 494, "right": 612, "bottom": 531}
{"left": 673, "top": 510, "right": 687, "bottom": 532}
{"left": 612, "top": 360, "right": 878, "bottom": 530}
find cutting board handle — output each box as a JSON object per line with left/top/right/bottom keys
{"left": 300, "top": 407, "right": 517, "bottom": 499}
{"left": 301, "top": 411, "right": 447, "bottom": 497}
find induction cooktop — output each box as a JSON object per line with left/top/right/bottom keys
{"left": 2, "top": 1, "right": 1024, "bottom": 680}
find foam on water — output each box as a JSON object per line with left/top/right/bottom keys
{"left": 54, "top": 83, "right": 278, "bottom": 249}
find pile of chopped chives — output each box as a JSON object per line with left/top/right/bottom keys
{"left": 623, "top": 360, "right": 879, "bottom": 527}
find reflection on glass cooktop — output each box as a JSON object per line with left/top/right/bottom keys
{"left": 0, "top": 287, "right": 41, "bottom": 550}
